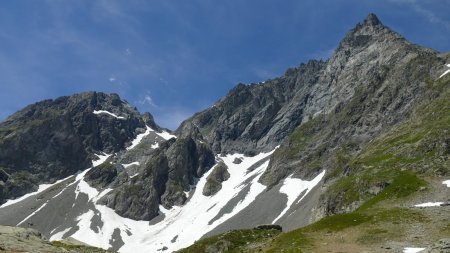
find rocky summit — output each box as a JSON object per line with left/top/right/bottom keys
{"left": 0, "top": 13, "right": 449, "bottom": 253}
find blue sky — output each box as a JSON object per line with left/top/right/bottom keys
{"left": 0, "top": 0, "right": 449, "bottom": 129}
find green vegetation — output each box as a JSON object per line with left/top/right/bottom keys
{"left": 358, "top": 172, "right": 426, "bottom": 210}
{"left": 203, "top": 161, "right": 230, "bottom": 196}
{"left": 178, "top": 228, "right": 281, "bottom": 253}
{"left": 0, "top": 110, "right": 64, "bottom": 136}
{"left": 306, "top": 212, "right": 371, "bottom": 232}
{"left": 124, "top": 184, "right": 144, "bottom": 195}
{"left": 51, "top": 241, "right": 110, "bottom": 252}
{"left": 326, "top": 81, "right": 449, "bottom": 211}
{"left": 264, "top": 231, "right": 310, "bottom": 253}
{"left": 441, "top": 224, "right": 450, "bottom": 235}
{"left": 95, "top": 161, "right": 115, "bottom": 171}
{"left": 180, "top": 79, "right": 449, "bottom": 252}
{"left": 276, "top": 115, "right": 326, "bottom": 160}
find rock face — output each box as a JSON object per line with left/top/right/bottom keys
{"left": 177, "top": 60, "right": 326, "bottom": 155}
{"left": 85, "top": 160, "right": 119, "bottom": 189}
{"left": 176, "top": 13, "right": 444, "bottom": 188}
{"left": 0, "top": 90, "right": 216, "bottom": 221}
{"left": 256, "top": 14, "right": 449, "bottom": 219}
{"left": 203, "top": 161, "right": 230, "bottom": 196}
{"left": 179, "top": 13, "right": 440, "bottom": 159}
{"left": 0, "top": 92, "right": 148, "bottom": 204}
{"left": 260, "top": 13, "right": 442, "bottom": 186}
{"left": 99, "top": 124, "right": 216, "bottom": 220}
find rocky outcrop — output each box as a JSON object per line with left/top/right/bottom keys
{"left": 260, "top": 13, "right": 443, "bottom": 187}
{"left": 254, "top": 15, "right": 450, "bottom": 223}
{"left": 177, "top": 60, "right": 326, "bottom": 155}
{"left": 0, "top": 92, "right": 151, "bottom": 204}
{"left": 203, "top": 161, "right": 230, "bottom": 196}
{"left": 100, "top": 124, "right": 216, "bottom": 220}
{"left": 0, "top": 225, "right": 109, "bottom": 252}
{"left": 178, "top": 12, "right": 444, "bottom": 161}
{"left": 85, "top": 160, "right": 119, "bottom": 189}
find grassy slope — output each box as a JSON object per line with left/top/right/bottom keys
{"left": 179, "top": 77, "right": 449, "bottom": 252}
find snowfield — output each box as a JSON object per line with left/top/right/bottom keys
{"left": 2, "top": 148, "right": 327, "bottom": 253}
{"left": 63, "top": 150, "right": 277, "bottom": 252}
{"left": 76, "top": 148, "right": 324, "bottom": 252}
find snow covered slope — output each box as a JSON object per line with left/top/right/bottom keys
{"left": 0, "top": 146, "right": 325, "bottom": 252}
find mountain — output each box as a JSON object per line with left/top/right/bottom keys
{"left": 0, "top": 13, "right": 449, "bottom": 253}
{"left": 0, "top": 92, "right": 150, "bottom": 203}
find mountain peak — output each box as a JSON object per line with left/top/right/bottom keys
{"left": 333, "top": 13, "right": 402, "bottom": 53}
{"left": 364, "top": 13, "right": 381, "bottom": 26}
{"left": 352, "top": 13, "right": 385, "bottom": 33}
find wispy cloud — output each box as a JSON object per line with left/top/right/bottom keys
{"left": 388, "top": 0, "right": 450, "bottom": 30}
{"left": 138, "top": 93, "right": 157, "bottom": 108}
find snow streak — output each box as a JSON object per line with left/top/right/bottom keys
{"left": 93, "top": 110, "right": 126, "bottom": 119}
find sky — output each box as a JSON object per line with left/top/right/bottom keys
{"left": 0, "top": 0, "right": 449, "bottom": 130}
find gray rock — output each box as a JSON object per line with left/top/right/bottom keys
{"left": 0, "top": 225, "right": 109, "bottom": 252}
{"left": 101, "top": 126, "right": 216, "bottom": 220}
{"left": 203, "top": 162, "right": 230, "bottom": 196}
{"left": 205, "top": 240, "right": 232, "bottom": 253}
{"left": 177, "top": 60, "right": 326, "bottom": 155}
{"left": 232, "top": 158, "right": 242, "bottom": 164}
{"left": 259, "top": 13, "right": 443, "bottom": 187}
{"left": 0, "top": 91, "right": 151, "bottom": 204}
{"left": 426, "top": 238, "right": 450, "bottom": 252}
{"left": 85, "top": 159, "right": 119, "bottom": 189}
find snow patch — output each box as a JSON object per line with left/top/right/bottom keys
{"left": 0, "top": 175, "right": 73, "bottom": 208}
{"left": 70, "top": 210, "right": 105, "bottom": 247}
{"left": 62, "top": 149, "right": 276, "bottom": 253}
{"left": 443, "top": 180, "right": 450, "bottom": 187}
{"left": 75, "top": 153, "right": 111, "bottom": 200}
{"left": 93, "top": 110, "right": 126, "bottom": 119}
{"left": 92, "top": 153, "right": 111, "bottom": 167}
{"left": 49, "top": 227, "right": 72, "bottom": 241}
{"left": 414, "top": 202, "right": 444, "bottom": 207}
{"left": 122, "top": 162, "right": 140, "bottom": 168}
{"left": 127, "top": 126, "right": 152, "bottom": 150}
{"left": 272, "top": 170, "right": 326, "bottom": 224}
{"left": 76, "top": 178, "right": 99, "bottom": 201}
{"left": 403, "top": 247, "right": 425, "bottom": 253}
{"left": 129, "top": 173, "right": 139, "bottom": 178}
{"left": 94, "top": 188, "right": 113, "bottom": 203}
{"left": 438, "top": 63, "right": 450, "bottom": 79}
{"left": 156, "top": 130, "right": 176, "bottom": 140}
{"left": 151, "top": 142, "right": 160, "bottom": 149}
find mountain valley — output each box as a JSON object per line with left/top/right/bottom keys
{"left": 0, "top": 13, "right": 449, "bottom": 253}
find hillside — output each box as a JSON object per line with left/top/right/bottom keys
{"left": 179, "top": 75, "right": 450, "bottom": 252}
